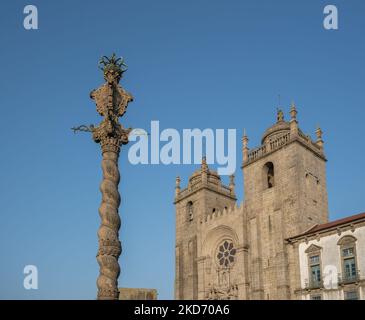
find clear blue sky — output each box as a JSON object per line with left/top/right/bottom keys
{"left": 0, "top": 0, "right": 364, "bottom": 299}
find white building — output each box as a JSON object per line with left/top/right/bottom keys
{"left": 287, "top": 212, "right": 365, "bottom": 300}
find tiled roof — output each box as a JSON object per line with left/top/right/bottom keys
{"left": 289, "top": 212, "right": 365, "bottom": 240}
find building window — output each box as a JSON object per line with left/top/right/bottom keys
{"left": 343, "top": 247, "right": 354, "bottom": 257}
{"left": 338, "top": 235, "right": 358, "bottom": 283}
{"left": 186, "top": 201, "right": 193, "bottom": 221}
{"left": 343, "top": 257, "right": 356, "bottom": 279}
{"left": 309, "top": 255, "right": 320, "bottom": 265}
{"left": 264, "top": 162, "right": 275, "bottom": 188}
{"left": 305, "top": 244, "right": 323, "bottom": 289}
{"left": 309, "top": 254, "right": 321, "bottom": 288}
{"left": 311, "top": 294, "right": 322, "bottom": 300}
{"left": 344, "top": 290, "right": 359, "bottom": 300}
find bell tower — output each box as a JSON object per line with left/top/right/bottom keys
{"left": 174, "top": 157, "right": 237, "bottom": 299}
{"left": 242, "top": 104, "right": 329, "bottom": 299}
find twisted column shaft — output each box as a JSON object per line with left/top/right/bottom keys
{"left": 97, "top": 150, "right": 121, "bottom": 300}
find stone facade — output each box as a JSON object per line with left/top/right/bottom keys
{"left": 119, "top": 288, "right": 158, "bottom": 300}
{"left": 174, "top": 105, "right": 333, "bottom": 300}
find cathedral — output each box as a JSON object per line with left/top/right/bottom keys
{"left": 174, "top": 105, "right": 365, "bottom": 300}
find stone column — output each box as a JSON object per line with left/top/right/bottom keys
{"left": 96, "top": 150, "right": 121, "bottom": 299}
{"left": 90, "top": 54, "right": 133, "bottom": 300}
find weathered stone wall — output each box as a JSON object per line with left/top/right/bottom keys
{"left": 243, "top": 139, "right": 328, "bottom": 299}
{"left": 119, "top": 288, "right": 158, "bottom": 300}
{"left": 196, "top": 202, "right": 248, "bottom": 299}
{"left": 174, "top": 167, "right": 237, "bottom": 299}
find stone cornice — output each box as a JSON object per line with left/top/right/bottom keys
{"left": 286, "top": 220, "right": 365, "bottom": 244}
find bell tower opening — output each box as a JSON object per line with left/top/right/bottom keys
{"left": 264, "top": 162, "right": 275, "bottom": 189}
{"left": 186, "top": 201, "right": 193, "bottom": 222}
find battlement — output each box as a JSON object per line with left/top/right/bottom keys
{"left": 201, "top": 201, "right": 244, "bottom": 225}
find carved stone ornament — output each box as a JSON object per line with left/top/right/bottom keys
{"left": 89, "top": 54, "right": 133, "bottom": 300}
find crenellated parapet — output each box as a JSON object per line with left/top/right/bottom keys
{"left": 201, "top": 202, "right": 244, "bottom": 225}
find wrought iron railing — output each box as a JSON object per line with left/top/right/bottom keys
{"left": 338, "top": 271, "right": 361, "bottom": 285}
{"left": 304, "top": 278, "right": 323, "bottom": 289}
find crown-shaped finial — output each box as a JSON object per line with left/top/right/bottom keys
{"left": 99, "top": 53, "right": 128, "bottom": 83}
{"left": 277, "top": 108, "right": 284, "bottom": 122}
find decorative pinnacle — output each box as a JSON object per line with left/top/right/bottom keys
{"left": 176, "top": 176, "right": 181, "bottom": 188}
{"left": 242, "top": 129, "right": 248, "bottom": 148}
{"left": 315, "top": 125, "right": 324, "bottom": 149}
{"left": 315, "top": 125, "right": 323, "bottom": 140}
{"left": 201, "top": 156, "right": 208, "bottom": 172}
{"left": 175, "top": 176, "right": 181, "bottom": 197}
{"left": 99, "top": 53, "right": 128, "bottom": 83}
{"left": 229, "top": 174, "right": 235, "bottom": 186}
{"left": 229, "top": 174, "right": 235, "bottom": 195}
{"left": 290, "top": 101, "right": 298, "bottom": 120}
{"left": 242, "top": 130, "right": 249, "bottom": 163}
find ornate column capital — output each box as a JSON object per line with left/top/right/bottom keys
{"left": 90, "top": 54, "right": 133, "bottom": 154}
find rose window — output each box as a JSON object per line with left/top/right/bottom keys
{"left": 216, "top": 240, "right": 236, "bottom": 267}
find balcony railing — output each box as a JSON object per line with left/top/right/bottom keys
{"left": 245, "top": 130, "right": 323, "bottom": 165}
{"left": 338, "top": 271, "right": 361, "bottom": 285}
{"left": 304, "top": 278, "right": 323, "bottom": 289}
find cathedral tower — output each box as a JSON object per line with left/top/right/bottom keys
{"left": 242, "top": 105, "right": 329, "bottom": 299}
{"left": 174, "top": 157, "right": 237, "bottom": 299}
{"left": 174, "top": 105, "right": 329, "bottom": 300}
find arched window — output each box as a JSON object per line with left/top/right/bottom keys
{"left": 264, "top": 162, "right": 275, "bottom": 189}
{"left": 186, "top": 201, "right": 193, "bottom": 221}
